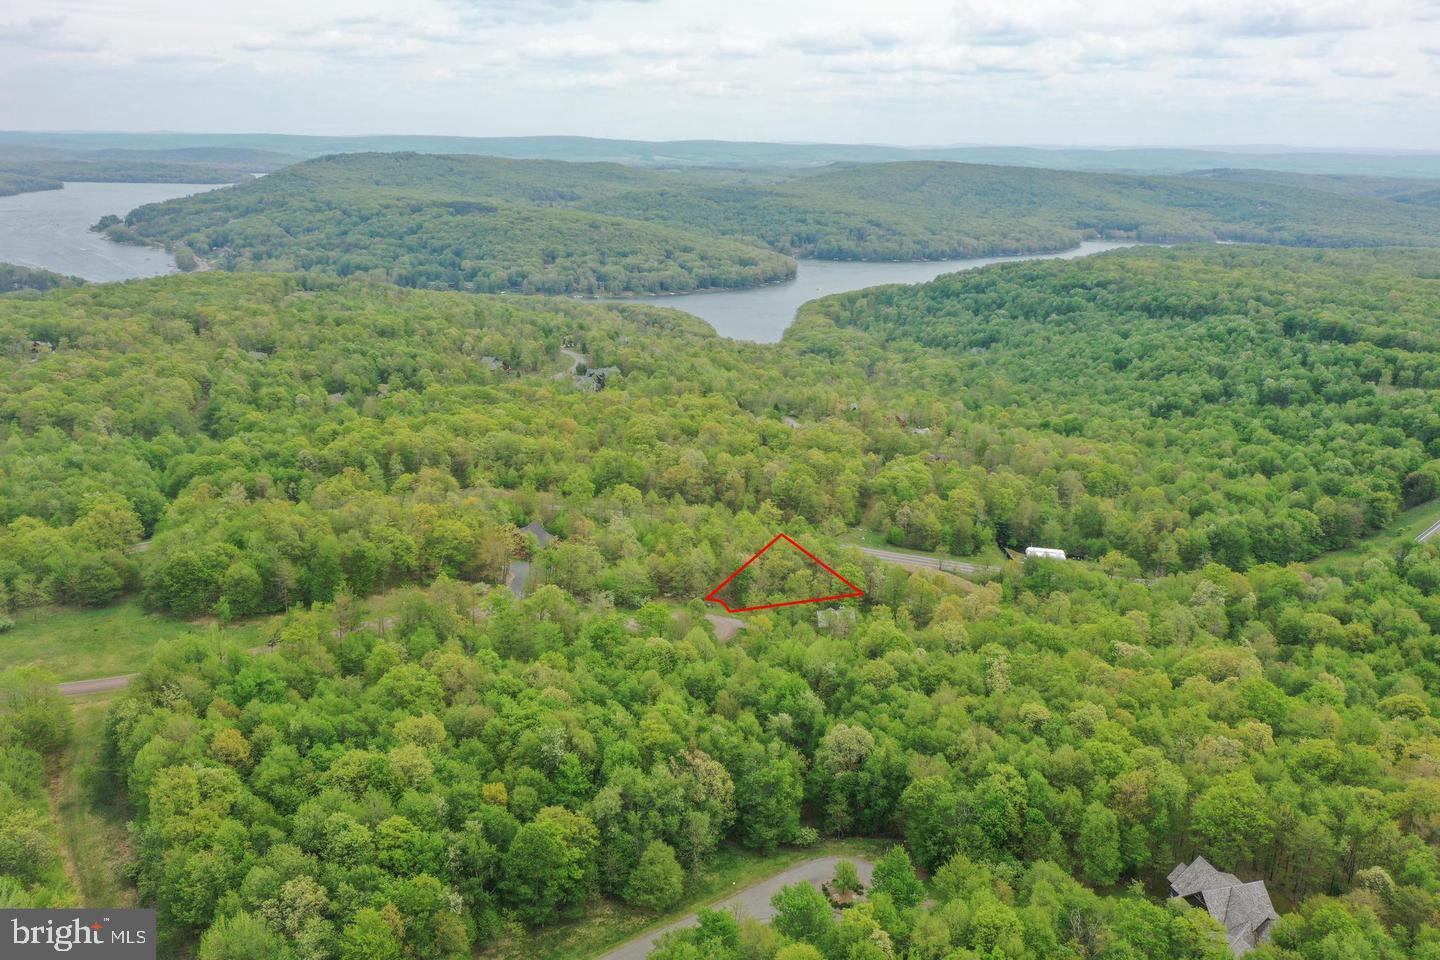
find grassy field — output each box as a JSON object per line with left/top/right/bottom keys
{"left": 479, "top": 838, "right": 892, "bottom": 960}
{"left": 1310, "top": 498, "right": 1440, "bottom": 575}
{"left": 0, "top": 600, "right": 275, "bottom": 681}
{"left": 50, "top": 693, "right": 137, "bottom": 908}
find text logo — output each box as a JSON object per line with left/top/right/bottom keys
{"left": 2, "top": 910, "right": 155, "bottom": 959}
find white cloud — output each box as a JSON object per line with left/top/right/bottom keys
{"left": 0, "top": 0, "right": 1436, "bottom": 148}
{"left": 0, "top": 15, "right": 103, "bottom": 52}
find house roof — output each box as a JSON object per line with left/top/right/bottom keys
{"left": 1170, "top": 858, "right": 1278, "bottom": 956}
{"left": 1168, "top": 856, "right": 1239, "bottom": 897}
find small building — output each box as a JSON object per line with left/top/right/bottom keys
{"left": 816, "top": 606, "right": 857, "bottom": 634}
{"left": 1025, "top": 546, "right": 1067, "bottom": 561}
{"left": 1169, "top": 856, "right": 1278, "bottom": 956}
{"left": 576, "top": 366, "right": 619, "bottom": 391}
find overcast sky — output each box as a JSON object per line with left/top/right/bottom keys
{"left": 4, "top": 0, "right": 1439, "bottom": 149}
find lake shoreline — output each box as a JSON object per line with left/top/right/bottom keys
{"left": 591, "top": 239, "right": 1142, "bottom": 342}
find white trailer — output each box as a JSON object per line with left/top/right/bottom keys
{"left": 1025, "top": 546, "right": 1067, "bottom": 561}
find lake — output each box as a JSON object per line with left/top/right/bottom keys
{"left": 604, "top": 240, "right": 1137, "bottom": 342}
{"left": 0, "top": 185, "right": 1134, "bottom": 340}
{"left": 0, "top": 181, "right": 223, "bottom": 282}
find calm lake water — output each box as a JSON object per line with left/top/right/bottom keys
{"left": 606, "top": 240, "right": 1137, "bottom": 342}
{"left": 0, "top": 184, "right": 1134, "bottom": 342}
{"left": 0, "top": 181, "right": 222, "bottom": 282}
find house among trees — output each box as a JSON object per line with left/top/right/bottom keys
{"left": 1168, "top": 856, "right": 1278, "bottom": 955}
{"left": 575, "top": 365, "right": 619, "bottom": 391}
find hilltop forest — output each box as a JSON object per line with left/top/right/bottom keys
{"left": 101, "top": 152, "right": 1440, "bottom": 295}
{"left": 3, "top": 242, "right": 1440, "bottom": 960}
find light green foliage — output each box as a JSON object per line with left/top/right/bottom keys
{"left": 870, "top": 846, "right": 923, "bottom": 909}
{"left": 0, "top": 669, "right": 71, "bottom": 906}
{"left": 832, "top": 859, "right": 863, "bottom": 895}
{"left": 623, "top": 839, "right": 684, "bottom": 911}
{"left": 1078, "top": 802, "right": 1123, "bottom": 885}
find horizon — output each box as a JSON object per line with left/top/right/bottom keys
{"left": 5, "top": 129, "right": 1440, "bottom": 157}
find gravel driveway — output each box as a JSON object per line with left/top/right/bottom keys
{"left": 595, "top": 854, "right": 875, "bottom": 960}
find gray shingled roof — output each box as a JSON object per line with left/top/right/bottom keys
{"left": 1169, "top": 856, "right": 1239, "bottom": 897}
{"left": 1170, "top": 858, "right": 1278, "bottom": 956}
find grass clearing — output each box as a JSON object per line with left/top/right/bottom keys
{"left": 1310, "top": 498, "right": 1440, "bottom": 575}
{"left": 52, "top": 693, "right": 137, "bottom": 908}
{"left": 479, "top": 838, "right": 891, "bottom": 960}
{"left": 0, "top": 600, "right": 275, "bottom": 681}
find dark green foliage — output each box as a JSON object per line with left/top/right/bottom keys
{"left": 115, "top": 154, "right": 796, "bottom": 295}
{"left": 0, "top": 173, "right": 60, "bottom": 197}
{"left": 0, "top": 263, "right": 84, "bottom": 294}
{"left": 108, "top": 153, "right": 1440, "bottom": 298}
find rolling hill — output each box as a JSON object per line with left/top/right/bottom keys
{"left": 107, "top": 152, "right": 1440, "bottom": 296}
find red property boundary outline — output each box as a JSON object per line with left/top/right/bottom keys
{"left": 704, "top": 533, "right": 864, "bottom": 613}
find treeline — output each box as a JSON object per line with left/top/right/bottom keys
{"left": 0, "top": 160, "right": 249, "bottom": 184}
{"left": 0, "top": 262, "right": 84, "bottom": 295}
{"left": 0, "top": 668, "right": 74, "bottom": 907}
{"left": 104, "top": 152, "right": 1440, "bottom": 296}
{"left": 0, "top": 143, "right": 291, "bottom": 186}
{"left": 0, "top": 172, "right": 60, "bottom": 197}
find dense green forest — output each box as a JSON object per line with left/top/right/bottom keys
{"left": 0, "top": 262, "right": 84, "bottom": 294}
{"left": 7, "top": 248, "right": 1439, "bottom": 621}
{"left": 5, "top": 245, "right": 1440, "bottom": 959}
{"left": 107, "top": 153, "right": 1440, "bottom": 296}
{"left": 0, "top": 171, "right": 61, "bottom": 196}
{"left": 793, "top": 245, "right": 1440, "bottom": 569}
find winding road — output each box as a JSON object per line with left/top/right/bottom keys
{"left": 1417, "top": 517, "right": 1440, "bottom": 544}
{"left": 558, "top": 347, "right": 588, "bottom": 378}
{"left": 595, "top": 855, "right": 874, "bottom": 960}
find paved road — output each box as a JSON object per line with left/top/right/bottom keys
{"left": 506, "top": 559, "right": 532, "bottom": 598}
{"left": 557, "top": 347, "right": 588, "bottom": 378}
{"left": 1418, "top": 518, "right": 1440, "bottom": 544}
{"left": 596, "top": 855, "right": 874, "bottom": 960}
{"left": 857, "top": 545, "right": 999, "bottom": 576}
{"left": 57, "top": 674, "right": 137, "bottom": 696}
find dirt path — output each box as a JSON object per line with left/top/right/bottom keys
{"left": 58, "top": 674, "right": 138, "bottom": 696}
{"left": 595, "top": 855, "right": 875, "bottom": 960}
{"left": 705, "top": 613, "right": 746, "bottom": 641}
